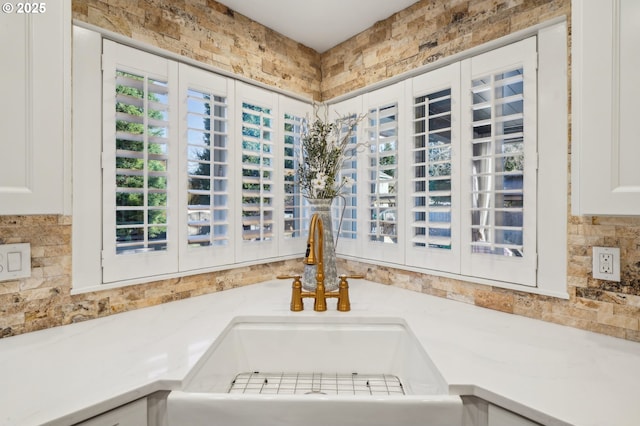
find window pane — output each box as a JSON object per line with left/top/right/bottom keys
{"left": 242, "top": 102, "right": 274, "bottom": 241}
{"left": 114, "top": 70, "right": 170, "bottom": 254}
{"left": 470, "top": 67, "right": 525, "bottom": 257}
{"left": 412, "top": 89, "right": 452, "bottom": 249}
{"left": 334, "top": 115, "right": 360, "bottom": 240}
{"left": 367, "top": 104, "right": 398, "bottom": 244}
{"left": 186, "top": 88, "right": 229, "bottom": 247}
{"left": 283, "top": 113, "right": 307, "bottom": 239}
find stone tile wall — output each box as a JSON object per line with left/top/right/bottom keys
{"left": 72, "top": 0, "right": 322, "bottom": 100}
{"left": 321, "top": 0, "right": 569, "bottom": 100}
{"left": 1, "top": 0, "right": 639, "bottom": 342}
{"left": 0, "top": 216, "right": 301, "bottom": 337}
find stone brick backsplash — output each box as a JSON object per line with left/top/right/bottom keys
{"left": 72, "top": 0, "right": 321, "bottom": 100}
{"left": 0, "top": 215, "right": 302, "bottom": 337}
{"left": 320, "top": 0, "right": 569, "bottom": 100}
{"left": 2, "top": 0, "right": 639, "bottom": 342}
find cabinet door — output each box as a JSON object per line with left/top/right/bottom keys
{"left": 76, "top": 398, "right": 147, "bottom": 426}
{"left": 572, "top": 0, "right": 640, "bottom": 215}
{"left": 0, "top": 0, "right": 70, "bottom": 214}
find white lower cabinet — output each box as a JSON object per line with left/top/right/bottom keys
{"left": 75, "top": 398, "right": 147, "bottom": 426}
{"left": 462, "top": 396, "right": 541, "bottom": 426}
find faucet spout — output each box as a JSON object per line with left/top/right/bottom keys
{"left": 303, "top": 213, "right": 324, "bottom": 289}
{"left": 277, "top": 213, "right": 364, "bottom": 312}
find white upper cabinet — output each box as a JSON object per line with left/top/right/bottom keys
{"left": 0, "top": 1, "right": 70, "bottom": 214}
{"left": 572, "top": 0, "right": 640, "bottom": 215}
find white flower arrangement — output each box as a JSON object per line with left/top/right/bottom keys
{"left": 297, "top": 108, "right": 364, "bottom": 199}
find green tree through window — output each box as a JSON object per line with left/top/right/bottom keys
{"left": 115, "top": 71, "right": 169, "bottom": 252}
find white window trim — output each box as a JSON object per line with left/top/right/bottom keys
{"left": 72, "top": 26, "right": 103, "bottom": 291}
{"left": 72, "top": 29, "right": 310, "bottom": 293}
{"left": 72, "top": 21, "right": 567, "bottom": 299}
{"left": 331, "top": 22, "right": 568, "bottom": 299}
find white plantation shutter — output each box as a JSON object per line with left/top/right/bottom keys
{"left": 280, "top": 97, "right": 312, "bottom": 256}
{"left": 334, "top": 118, "right": 359, "bottom": 240}
{"left": 179, "top": 64, "right": 235, "bottom": 270}
{"left": 367, "top": 105, "right": 398, "bottom": 243}
{"left": 82, "top": 27, "right": 557, "bottom": 292}
{"left": 282, "top": 113, "right": 305, "bottom": 236}
{"left": 406, "top": 63, "right": 460, "bottom": 273}
{"left": 330, "top": 97, "right": 364, "bottom": 258}
{"left": 362, "top": 83, "right": 405, "bottom": 264}
{"left": 236, "top": 83, "right": 279, "bottom": 262}
{"left": 241, "top": 103, "right": 275, "bottom": 240}
{"left": 460, "top": 37, "right": 537, "bottom": 286}
{"left": 102, "top": 41, "right": 179, "bottom": 282}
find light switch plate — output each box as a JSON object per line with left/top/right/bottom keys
{"left": 592, "top": 246, "right": 620, "bottom": 282}
{"left": 0, "top": 243, "right": 31, "bottom": 281}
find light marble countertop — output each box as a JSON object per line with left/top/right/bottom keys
{"left": 1, "top": 279, "right": 639, "bottom": 426}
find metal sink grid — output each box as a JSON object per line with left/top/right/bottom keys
{"left": 228, "top": 372, "right": 406, "bottom": 396}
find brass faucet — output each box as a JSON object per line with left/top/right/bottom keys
{"left": 278, "top": 213, "right": 363, "bottom": 312}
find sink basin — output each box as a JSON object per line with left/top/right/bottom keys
{"left": 167, "top": 316, "right": 462, "bottom": 426}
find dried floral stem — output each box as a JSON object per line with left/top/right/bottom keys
{"left": 297, "top": 105, "right": 365, "bottom": 199}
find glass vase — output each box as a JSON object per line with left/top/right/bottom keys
{"left": 302, "top": 198, "right": 339, "bottom": 292}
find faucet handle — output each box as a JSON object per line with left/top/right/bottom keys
{"left": 337, "top": 276, "right": 351, "bottom": 312}
{"left": 277, "top": 274, "right": 302, "bottom": 280}
{"left": 282, "top": 275, "right": 304, "bottom": 312}
{"left": 339, "top": 274, "right": 365, "bottom": 280}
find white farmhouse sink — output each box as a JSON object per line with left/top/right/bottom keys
{"left": 167, "top": 316, "right": 462, "bottom": 426}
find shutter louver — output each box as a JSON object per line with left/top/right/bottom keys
{"left": 366, "top": 103, "right": 398, "bottom": 245}
{"left": 470, "top": 69, "right": 525, "bottom": 257}
{"left": 114, "top": 71, "right": 170, "bottom": 254}
{"left": 186, "top": 89, "right": 229, "bottom": 247}
{"left": 241, "top": 102, "right": 274, "bottom": 242}
{"left": 412, "top": 89, "right": 453, "bottom": 250}
{"left": 283, "top": 113, "right": 306, "bottom": 239}
{"left": 335, "top": 116, "right": 359, "bottom": 241}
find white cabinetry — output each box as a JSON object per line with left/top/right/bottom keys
{"left": 0, "top": 0, "right": 70, "bottom": 214}
{"left": 462, "top": 397, "right": 541, "bottom": 426}
{"left": 75, "top": 398, "right": 147, "bottom": 426}
{"left": 572, "top": 0, "right": 640, "bottom": 215}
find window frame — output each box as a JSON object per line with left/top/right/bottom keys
{"left": 72, "top": 21, "right": 567, "bottom": 299}
{"left": 330, "top": 97, "right": 365, "bottom": 258}
{"left": 329, "top": 23, "right": 568, "bottom": 298}
{"left": 359, "top": 82, "right": 407, "bottom": 265}
{"left": 101, "top": 40, "right": 180, "bottom": 283}
{"left": 72, "top": 29, "right": 312, "bottom": 292}
{"left": 178, "top": 63, "right": 236, "bottom": 271}
{"left": 459, "top": 37, "right": 538, "bottom": 287}
{"left": 406, "top": 63, "right": 461, "bottom": 274}
{"left": 279, "top": 96, "right": 313, "bottom": 257}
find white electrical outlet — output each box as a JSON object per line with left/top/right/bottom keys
{"left": 592, "top": 246, "right": 620, "bottom": 282}
{"left": 0, "top": 243, "right": 31, "bottom": 282}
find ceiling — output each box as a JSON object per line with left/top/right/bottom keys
{"left": 215, "top": 0, "right": 420, "bottom": 53}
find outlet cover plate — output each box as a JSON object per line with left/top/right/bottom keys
{"left": 592, "top": 246, "right": 621, "bottom": 282}
{"left": 0, "top": 243, "right": 31, "bottom": 282}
